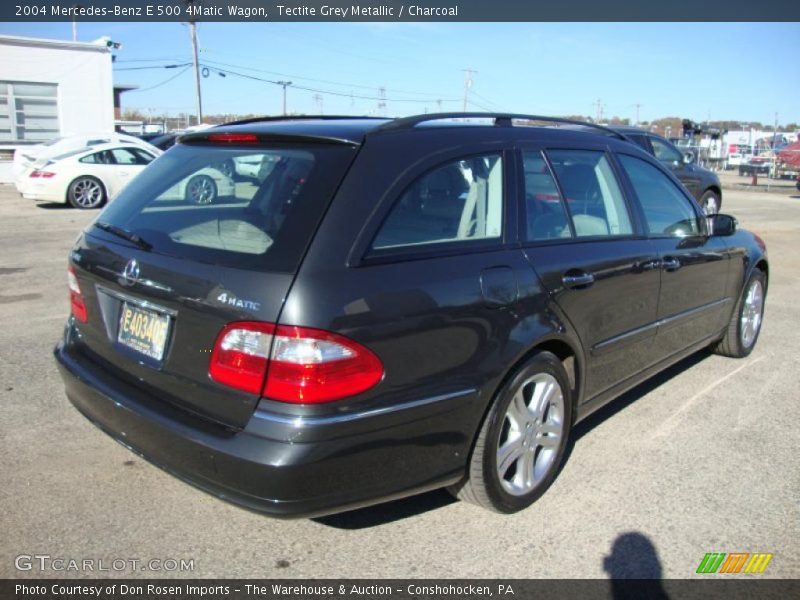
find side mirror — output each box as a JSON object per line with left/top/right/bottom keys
{"left": 683, "top": 151, "right": 695, "bottom": 164}
{"left": 708, "top": 213, "right": 737, "bottom": 237}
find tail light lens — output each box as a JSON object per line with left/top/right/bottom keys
{"left": 209, "top": 322, "right": 384, "bottom": 403}
{"left": 30, "top": 170, "right": 56, "bottom": 178}
{"left": 67, "top": 265, "right": 88, "bottom": 322}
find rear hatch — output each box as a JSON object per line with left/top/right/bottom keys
{"left": 68, "top": 134, "right": 359, "bottom": 429}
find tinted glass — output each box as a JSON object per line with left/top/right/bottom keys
{"left": 618, "top": 155, "right": 700, "bottom": 237}
{"left": 111, "top": 147, "right": 153, "bottom": 165}
{"left": 372, "top": 154, "right": 503, "bottom": 250}
{"left": 94, "top": 143, "right": 356, "bottom": 271}
{"left": 547, "top": 150, "right": 633, "bottom": 237}
{"left": 650, "top": 137, "right": 682, "bottom": 164}
{"left": 80, "top": 150, "right": 114, "bottom": 164}
{"left": 522, "top": 152, "right": 572, "bottom": 241}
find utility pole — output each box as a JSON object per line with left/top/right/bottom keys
{"left": 277, "top": 81, "right": 292, "bottom": 115}
{"left": 593, "top": 98, "right": 604, "bottom": 123}
{"left": 313, "top": 94, "right": 323, "bottom": 114}
{"left": 186, "top": 1, "right": 203, "bottom": 125}
{"left": 377, "top": 87, "right": 387, "bottom": 117}
{"left": 462, "top": 69, "right": 476, "bottom": 112}
{"left": 633, "top": 102, "right": 642, "bottom": 126}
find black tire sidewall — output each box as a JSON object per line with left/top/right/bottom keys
{"left": 481, "top": 353, "right": 573, "bottom": 513}
{"left": 68, "top": 176, "right": 106, "bottom": 209}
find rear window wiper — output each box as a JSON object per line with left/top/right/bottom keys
{"left": 94, "top": 221, "right": 153, "bottom": 251}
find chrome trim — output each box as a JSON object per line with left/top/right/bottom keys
{"left": 253, "top": 388, "right": 476, "bottom": 428}
{"left": 592, "top": 297, "right": 732, "bottom": 353}
{"left": 96, "top": 264, "right": 173, "bottom": 293}
{"left": 95, "top": 285, "right": 178, "bottom": 317}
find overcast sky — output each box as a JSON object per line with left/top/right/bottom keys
{"left": 2, "top": 21, "right": 799, "bottom": 125}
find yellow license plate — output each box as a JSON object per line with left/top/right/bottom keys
{"left": 117, "top": 303, "right": 171, "bottom": 360}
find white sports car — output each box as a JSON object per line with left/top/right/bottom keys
{"left": 20, "top": 143, "right": 235, "bottom": 209}
{"left": 12, "top": 132, "right": 159, "bottom": 191}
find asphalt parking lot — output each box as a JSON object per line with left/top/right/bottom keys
{"left": 1, "top": 176, "right": 798, "bottom": 579}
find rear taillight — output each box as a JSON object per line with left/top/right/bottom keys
{"left": 206, "top": 133, "right": 259, "bottom": 143}
{"left": 67, "top": 265, "right": 88, "bottom": 322}
{"left": 30, "top": 170, "right": 55, "bottom": 178}
{"left": 209, "top": 322, "right": 384, "bottom": 403}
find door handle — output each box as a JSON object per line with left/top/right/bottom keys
{"left": 662, "top": 257, "right": 681, "bottom": 271}
{"left": 562, "top": 271, "right": 595, "bottom": 289}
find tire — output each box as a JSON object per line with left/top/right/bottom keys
{"left": 67, "top": 176, "right": 106, "bottom": 209}
{"left": 699, "top": 189, "right": 721, "bottom": 215}
{"left": 715, "top": 269, "right": 766, "bottom": 358}
{"left": 185, "top": 174, "right": 217, "bottom": 204}
{"left": 449, "top": 351, "right": 573, "bottom": 513}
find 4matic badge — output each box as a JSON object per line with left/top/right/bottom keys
{"left": 215, "top": 291, "right": 261, "bottom": 311}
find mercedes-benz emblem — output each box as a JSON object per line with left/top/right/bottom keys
{"left": 121, "top": 258, "right": 140, "bottom": 287}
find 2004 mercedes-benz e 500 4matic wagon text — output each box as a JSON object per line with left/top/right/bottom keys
{"left": 55, "top": 114, "right": 768, "bottom": 517}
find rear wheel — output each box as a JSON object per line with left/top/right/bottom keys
{"left": 699, "top": 190, "right": 720, "bottom": 215}
{"left": 68, "top": 176, "right": 106, "bottom": 209}
{"left": 449, "top": 352, "right": 573, "bottom": 513}
{"left": 185, "top": 174, "right": 217, "bottom": 204}
{"left": 715, "top": 269, "right": 766, "bottom": 358}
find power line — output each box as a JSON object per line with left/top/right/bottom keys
{"left": 128, "top": 66, "right": 191, "bottom": 93}
{"left": 199, "top": 58, "right": 457, "bottom": 99}
{"left": 114, "top": 63, "right": 192, "bottom": 71}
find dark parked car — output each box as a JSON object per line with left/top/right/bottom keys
{"left": 611, "top": 126, "right": 723, "bottom": 215}
{"left": 56, "top": 114, "right": 768, "bottom": 517}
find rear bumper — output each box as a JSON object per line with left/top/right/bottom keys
{"left": 54, "top": 331, "right": 475, "bottom": 518}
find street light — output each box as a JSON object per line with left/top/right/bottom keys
{"left": 277, "top": 81, "right": 292, "bottom": 116}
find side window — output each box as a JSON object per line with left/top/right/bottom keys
{"left": 627, "top": 135, "right": 651, "bottom": 153}
{"left": 649, "top": 137, "right": 682, "bottom": 165}
{"left": 522, "top": 152, "right": 572, "bottom": 241}
{"left": 80, "top": 150, "right": 114, "bottom": 165}
{"left": 371, "top": 154, "right": 503, "bottom": 250}
{"left": 618, "top": 155, "right": 700, "bottom": 238}
{"left": 111, "top": 147, "right": 151, "bottom": 165}
{"left": 547, "top": 150, "right": 633, "bottom": 237}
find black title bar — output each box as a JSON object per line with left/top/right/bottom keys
{"left": 4, "top": 0, "right": 800, "bottom": 22}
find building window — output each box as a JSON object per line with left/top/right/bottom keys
{"left": 0, "top": 81, "right": 59, "bottom": 142}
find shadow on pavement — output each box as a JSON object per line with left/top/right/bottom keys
{"left": 316, "top": 351, "right": 711, "bottom": 530}
{"left": 603, "top": 531, "right": 670, "bottom": 599}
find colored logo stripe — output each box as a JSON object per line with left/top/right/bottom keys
{"left": 697, "top": 552, "right": 773, "bottom": 574}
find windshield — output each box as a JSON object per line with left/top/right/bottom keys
{"left": 92, "top": 142, "right": 357, "bottom": 272}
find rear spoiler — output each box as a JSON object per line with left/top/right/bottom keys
{"left": 179, "top": 130, "right": 361, "bottom": 147}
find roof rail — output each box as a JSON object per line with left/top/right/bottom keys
{"left": 374, "top": 112, "right": 629, "bottom": 141}
{"left": 219, "top": 115, "right": 388, "bottom": 127}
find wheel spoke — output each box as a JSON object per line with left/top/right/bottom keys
{"left": 497, "top": 438, "right": 524, "bottom": 478}
{"left": 518, "top": 448, "right": 535, "bottom": 489}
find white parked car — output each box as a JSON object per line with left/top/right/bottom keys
{"left": 12, "top": 133, "right": 159, "bottom": 190}
{"left": 19, "top": 143, "right": 235, "bottom": 209}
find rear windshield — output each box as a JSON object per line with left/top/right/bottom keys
{"left": 92, "top": 142, "right": 357, "bottom": 271}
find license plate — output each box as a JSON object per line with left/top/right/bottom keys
{"left": 117, "top": 303, "right": 171, "bottom": 360}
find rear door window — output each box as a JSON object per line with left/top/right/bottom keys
{"left": 371, "top": 153, "right": 503, "bottom": 250}
{"left": 547, "top": 150, "right": 633, "bottom": 237}
{"left": 111, "top": 147, "right": 154, "bottom": 165}
{"left": 93, "top": 143, "right": 357, "bottom": 272}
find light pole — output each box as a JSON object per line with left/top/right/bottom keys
{"left": 277, "top": 81, "right": 292, "bottom": 115}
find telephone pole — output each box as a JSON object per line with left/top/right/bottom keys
{"left": 186, "top": 1, "right": 203, "bottom": 125}
{"left": 593, "top": 98, "right": 604, "bottom": 123}
{"left": 277, "top": 81, "right": 292, "bottom": 115}
{"left": 633, "top": 102, "right": 642, "bottom": 125}
{"left": 462, "top": 68, "right": 476, "bottom": 112}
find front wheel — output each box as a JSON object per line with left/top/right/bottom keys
{"left": 699, "top": 190, "right": 720, "bottom": 215}
{"left": 68, "top": 176, "right": 106, "bottom": 209}
{"left": 715, "top": 269, "right": 766, "bottom": 358}
{"left": 185, "top": 174, "right": 217, "bottom": 204}
{"left": 449, "top": 351, "right": 573, "bottom": 513}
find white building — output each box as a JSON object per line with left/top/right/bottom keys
{"left": 0, "top": 34, "right": 117, "bottom": 183}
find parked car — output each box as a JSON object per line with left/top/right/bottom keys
{"left": 146, "top": 133, "right": 180, "bottom": 151}
{"left": 12, "top": 133, "right": 159, "bottom": 190}
{"left": 738, "top": 155, "right": 771, "bottom": 177}
{"left": 611, "top": 127, "right": 723, "bottom": 215}
{"left": 20, "top": 143, "right": 234, "bottom": 208}
{"left": 55, "top": 114, "right": 768, "bottom": 517}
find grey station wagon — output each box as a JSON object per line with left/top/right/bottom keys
{"left": 56, "top": 114, "right": 768, "bottom": 516}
